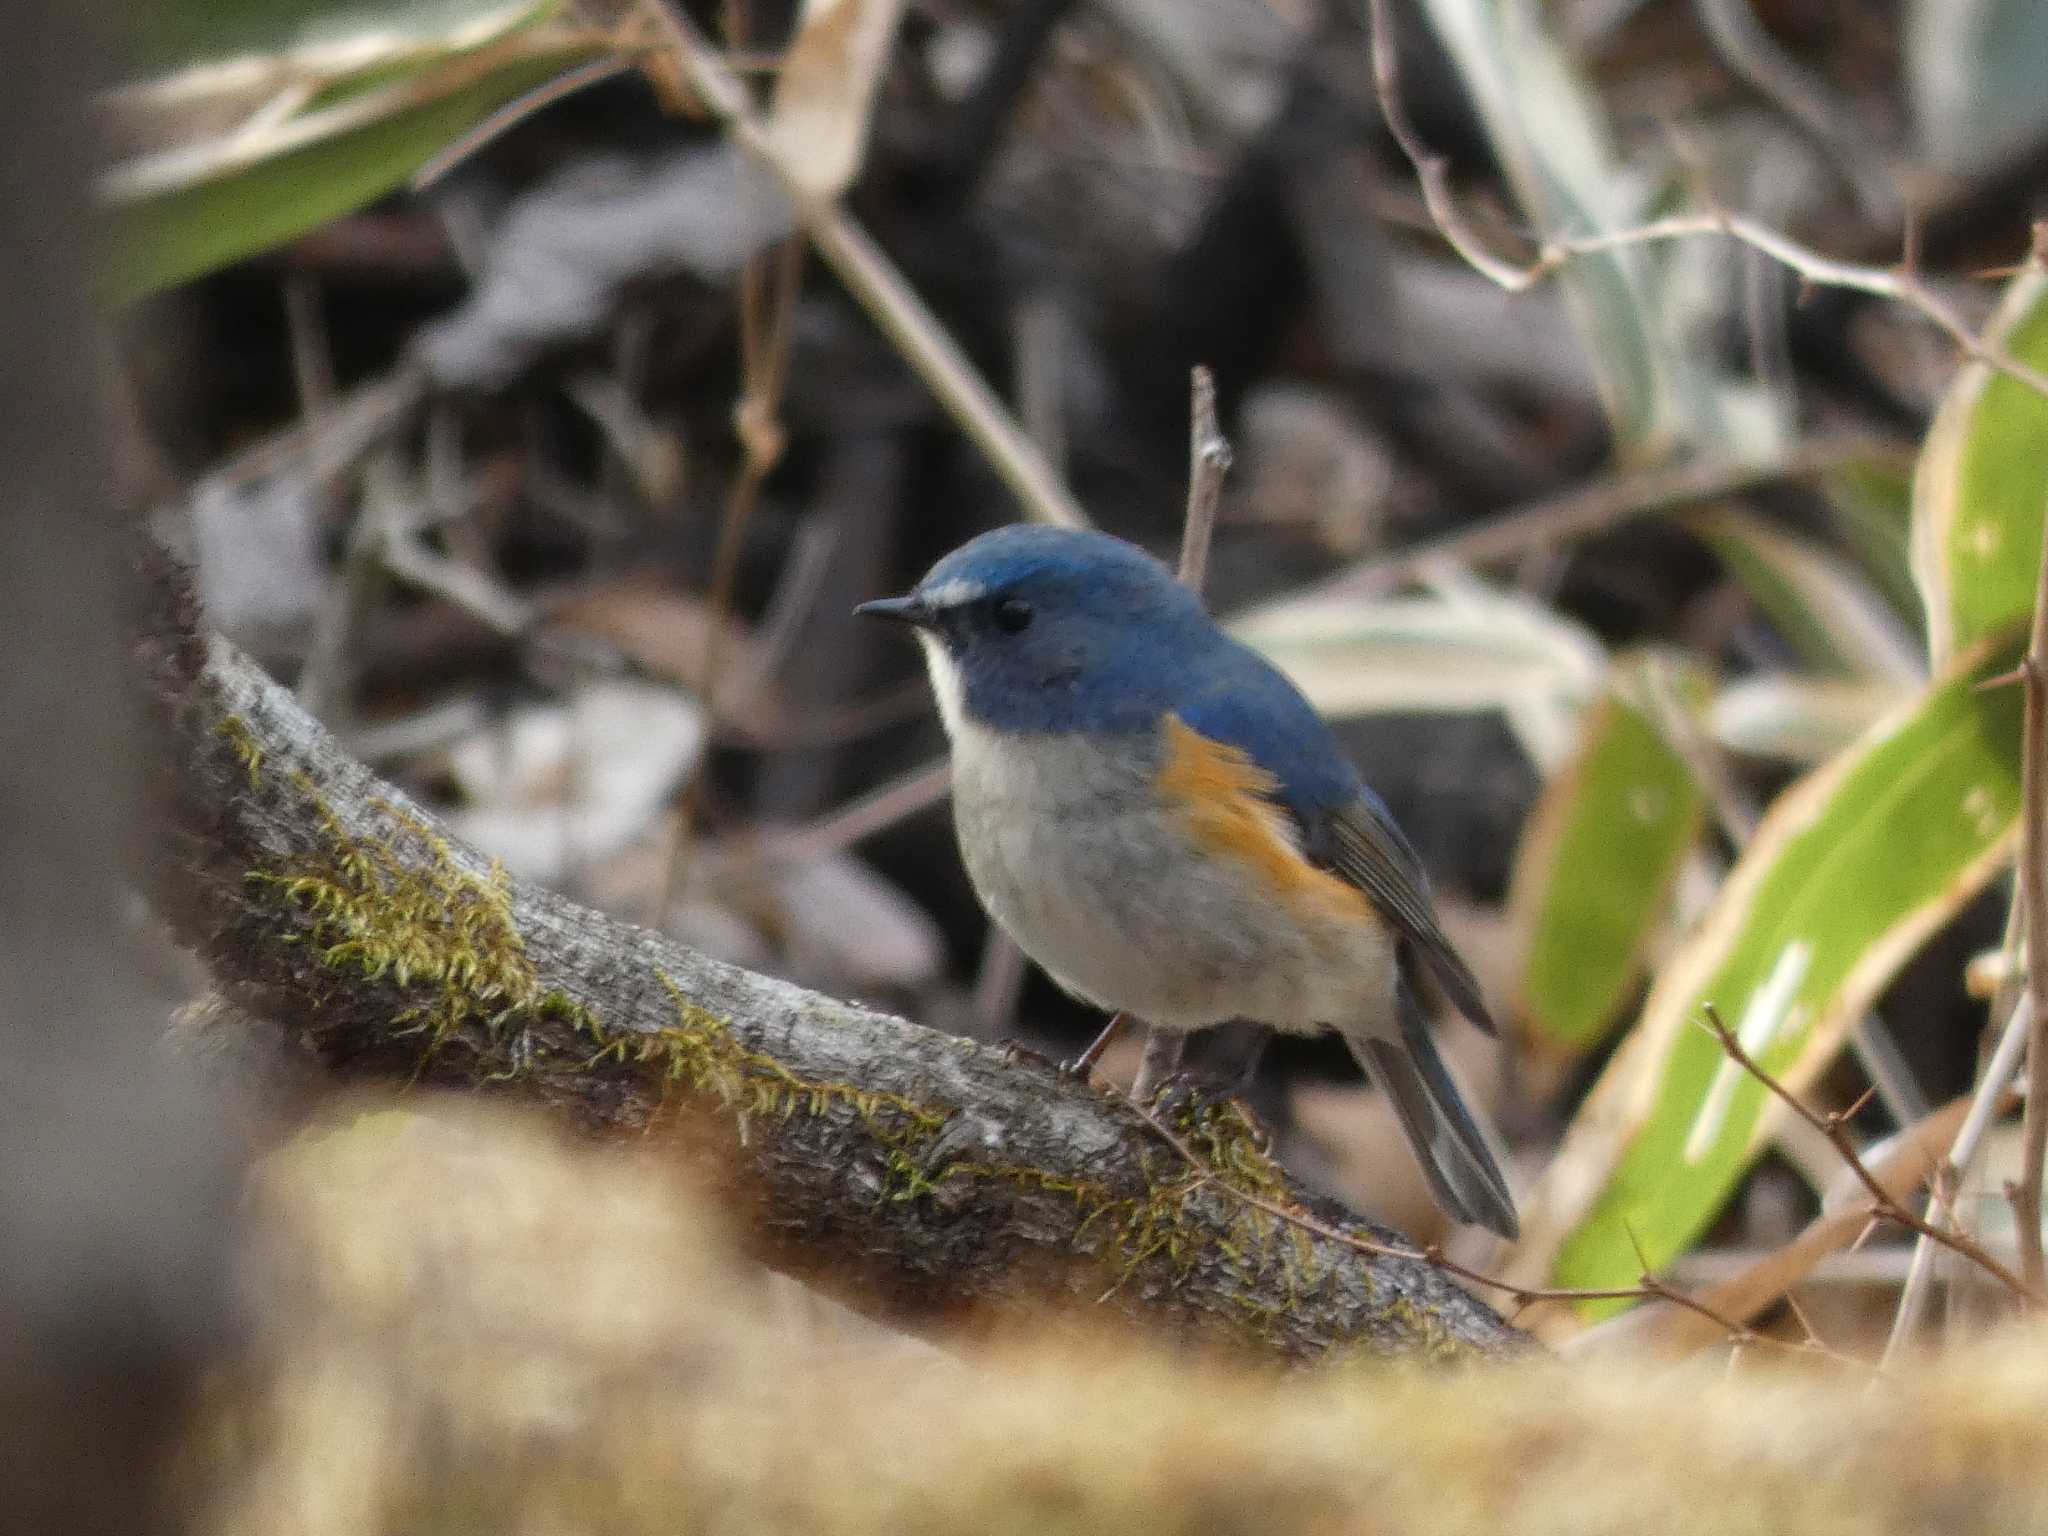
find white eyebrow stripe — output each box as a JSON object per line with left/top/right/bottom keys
{"left": 920, "top": 577, "right": 986, "bottom": 609}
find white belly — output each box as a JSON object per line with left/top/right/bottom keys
{"left": 944, "top": 719, "right": 1397, "bottom": 1034}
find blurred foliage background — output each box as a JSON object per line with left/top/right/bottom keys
{"left": 79, "top": 0, "right": 2048, "bottom": 1509}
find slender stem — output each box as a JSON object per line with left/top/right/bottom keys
{"left": 1698, "top": 1004, "right": 2042, "bottom": 1305}
{"left": 1880, "top": 995, "right": 2035, "bottom": 1364}
{"left": 1129, "top": 368, "right": 1236, "bottom": 1092}
{"left": 1361, "top": 0, "right": 2048, "bottom": 403}
{"left": 767, "top": 760, "right": 952, "bottom": 864}
{"left": 1127, "top": 1096, "right": 1868, "bottom": 1368}
{"left": 643, "top": 0, "right": 1090, "bottom": 529}
{"left": 1250, "top": 437, "right": 1909, "bottom": 611}
{"left": 1177, "top": 366, "right": 1230, "bottom": 591}
{"left": 2013, "top": 518, "right": 2048, "bottom": 1290}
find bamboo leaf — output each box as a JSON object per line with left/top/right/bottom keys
{"left": 1692, "top": 507, "right": 1924, "bottom": 686}
{"left": 102, "top": 2, "right": 606, "bottom": 298}
{"left": 1911, "top": 268, "right": 2048, "bottom": 665}
{"left": 1230, "top": 581, "right": 1606, "bottom": 770}
{"left": 1410, "top": 0, "right": 1773, "bottom": 457}
{"left": 1707, "top": 674, "right": 1901, "bottom": 766}
{"left": 1414, "top": 0, "right": 1661, "bottom": 448}
{"left": 1507, "top": 659, "right": 1708, "bottom": 1063}
{"left": 1511, "top": 636, "right": 2023, "bottom": 1309}
{"left": 1822, "top": 456, "right": 1921, "bottom": 626}
{"left": 1907, "top": 0, "right": 2048, "bottom": 176}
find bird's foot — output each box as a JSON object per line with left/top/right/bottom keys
{"left": 998, "top": 1039, "right": 1064, "bottom": 1074}
{"left": 1127, "top": 1027, "right": 1185, "bottom": 1100}
{"left": 1140, "top": 1071, "right": 1274, "bottom": 1158}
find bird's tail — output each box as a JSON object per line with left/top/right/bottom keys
{"left": 1347, "top": 991, "right": 1519, "bottom": 1240}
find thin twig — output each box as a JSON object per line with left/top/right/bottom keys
{"left": 298, "top": 454, "right": 407, "bottom": 723}
{"left": 1688, "top": 0, "right": 1895, "bottom": 224}
{"left": 1124, "top": 1096, "right": 1845, "bottom": 1364}
{"left": 658, "top": 233, "right": 805, "bottom": 924}
{"left": 1881, "top": 994, "right": 2037, "bottom": 1364}
{"left": 767, "top": 760, "right": 952, "bottom": 865}
{"left": 1698, "top": 1003, "right": 2043, "bottom": 1304}
{"left": 655, "top": 0, "right": 807, "bottom": 928}
{"left": 1251, "top": 436, "right": 1910, "bottom": 611}
{"left": 411, "top": 54, "right": 642, "bottom": 191}
{"left": 2013, "top": 518, "right": 2048, "bottom": 1291}
{"left": 1131, "top": 369, "right": 1235, "bottom": 1099}
{"left": 1361, "top": 0, "right": 2048, "bottom": 404}
{"left": 1177, "top": 365, "right": 1230, "bottom": 590}
{"left": 382, "top": 532, "right": 535, "bottom": 635}
{"left": 642, "top": 0, "right": 1091, "bottom": 529}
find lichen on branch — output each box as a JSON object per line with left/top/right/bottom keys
{"left": 135, "top": 533, "right": 1526, "bottom": 1362}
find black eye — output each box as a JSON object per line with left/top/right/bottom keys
{"left": 991, "top": 597, "right": 1034, "bottom": 634}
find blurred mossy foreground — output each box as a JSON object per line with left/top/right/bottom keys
{"left": 182, "top": 1101, "right": 2048, "bottom": 1535}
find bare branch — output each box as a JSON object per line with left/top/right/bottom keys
{"left": 1128, "top": 367, "right": 1237, "bottom": 1101}
{"left": 1251, "top": 436, "right": 1910, "bottom": 610}
{"left": 1126, "top": 1095, "right": 1857, "bottom": 1366}
{"left": 132, "top": 535, "right": 1523, "bottom": 1362}
{"left": 1177, "top": 365, "right": 1231, "bottom": 592}
{"left": 1361, "top": 0, "right": 2048, "bottom": 403}
{"left": 1882, "top": 994, "right": 2037, "bottom": 1363}
{"left": 1697, "top": 1004, "right": 2043, "bottom": 1305}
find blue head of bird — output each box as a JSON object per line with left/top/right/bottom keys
{"left": 855, "top": 525, "right": 1212, "bottom": 737}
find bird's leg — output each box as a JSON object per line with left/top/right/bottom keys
{"left": 1192, "top": 1021, "right": 1268, "bottom": 1099}
{"left": 1062, "top": 1012, "right": 1127, "bottom": 1078}
{"left": 1130, "top": 1026, "right": 1185, "bottom": 1101}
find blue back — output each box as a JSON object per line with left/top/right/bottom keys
{"left": 919, "top": 526, "right": 1369, "bottom": 827}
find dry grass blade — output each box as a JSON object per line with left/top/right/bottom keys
{"left": 639, "top": 0, "right": 1089, "bottom": 529}
{"left": 1882, "top": 995, "right": 2037, "bottom": 1363}
{"left": 763, "top": 0, "right": 908, "bottom": 197}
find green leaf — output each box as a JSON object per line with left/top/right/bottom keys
{"left": 1507, "top": 660, "right": 1708, "bottom": 1061}
{"left": 1410, "top": 0, "right": 1774, "bottom": 457}
{"left": 1230, "top": 574, "right": 1605, "bottom": 768}
{"left": 1414, "top": 0, "right": 1658, "bottom": 448}
{"left": 1692, "top": 507, "right": 1923, "bottom": 685}
{"left": 1821, "top": 456, "right": 1921, "bottom": 625}
{"left": 102, "top": 4, "right": 606, "bottom": 299}
{"left": 1912, "top": 268, "right": 2048, "bottom": 665}
{"left": 1707, "top": 674, "right": 1900, "bottom": 766}
{"left": 1530, "top": 635, "right": 2023, "bottom": 1309}
{"left": 1907, "top": 0, "right": 2048, "bottom": 176}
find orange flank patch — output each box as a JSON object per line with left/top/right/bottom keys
{"left": 1157, "top": 715, "right": 1373, "bottom": 921}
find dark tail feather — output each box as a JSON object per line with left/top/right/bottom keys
{"left": 1349, "top": 995, "right": 1519, "bottom": 1240}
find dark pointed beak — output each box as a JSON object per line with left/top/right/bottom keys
{"left": 854, "top": 594, "right": 935, "bottom": 629}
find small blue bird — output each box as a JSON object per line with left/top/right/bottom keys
{"left": 858, "top": 525, "right": 1518, "bottom": 1239}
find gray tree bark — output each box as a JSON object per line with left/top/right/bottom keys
{"left": 136, "top": 539, "right": 1525, "bottom": 1360}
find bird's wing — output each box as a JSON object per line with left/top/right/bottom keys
{"left": 1321, "top": 797, "right": 1494, "bottom": 1034}
{"left": 1174, "top": 640, "right": 1495, "bottom": 1036}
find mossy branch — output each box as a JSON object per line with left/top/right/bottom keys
{"left": 133, "top": 534, "right": 1526, "bottom": 1362}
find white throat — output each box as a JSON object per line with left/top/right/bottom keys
{"left": 916, "top": 632, "right": 971, "bottom": 738}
